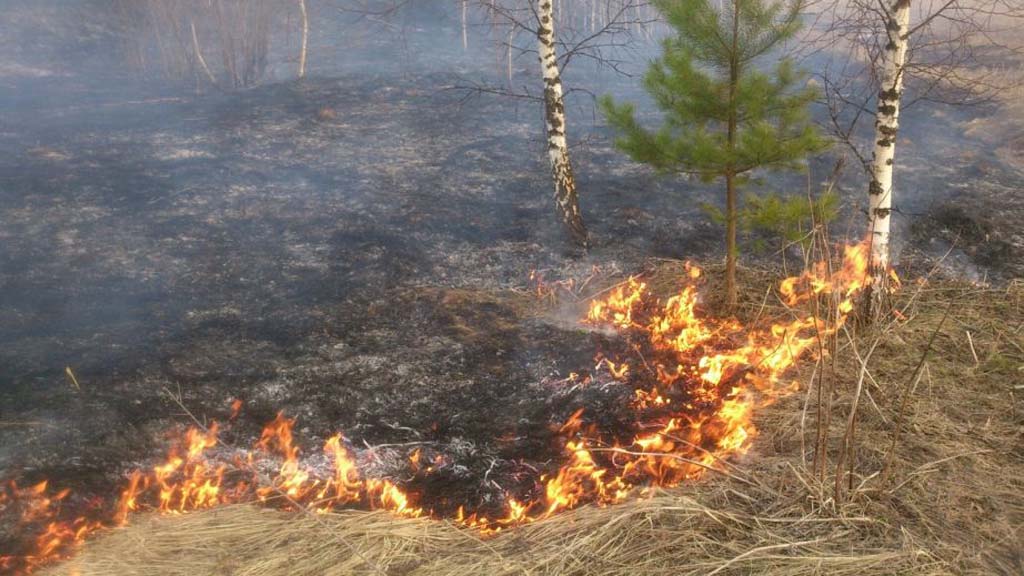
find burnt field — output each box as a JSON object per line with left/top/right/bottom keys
{"left": 3, "top": 67, "right": 1024, "bottom": 497}
{"left": 1, "top": 18, "right": 1024, "bottom": 564}
{"left": 0, "top": 70, "right": 729, "bottom": 508}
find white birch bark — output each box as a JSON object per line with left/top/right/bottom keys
{"left": 867, "top": 0, "right": 910, "bottom": 278}
{"left": 462, "top": 0, "right": 469, "bottom": 51}
{"left": 297, "top": 0, "right": 309, "bottom": 78}
{"left": 507, "top": 26, "right": 514, "bottom": 85}
{"left": 537, "top": 0, "right": 589, "bottom": 246}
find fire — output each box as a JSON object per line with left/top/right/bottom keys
{"left": 586, "top": 276, "right": 646, "bottom": 328}
{"left": 229, "top": 398, "right": 243, "bottom": 420}
{"left": 0, "top": 481, "right": 103, "bottom": 574}
{"left": 0, "top": 241, "right": 886, "bottom": 575}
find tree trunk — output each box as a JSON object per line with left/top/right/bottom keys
{"left": 537, "top": 0, "right": 590, "bottom": 247}
{"left": 461, "top": 0, "right": 468, "bottom": 51}
{"left": 865, "top": 0, "right": 910, "bottom": 312}
{"left": 725, "top": 172, "right": 738, "bottom": 309}
{"left": 723, "top": 0, "right": 741, "bottom": 310}
{"left": 297, "top": 0, "right": 308, "bottom": 78}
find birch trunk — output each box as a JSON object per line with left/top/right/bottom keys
{"left": 866, "top": 0, "right": 910, "bottom": 295}
{"left": 461, "top": 0, "right": 468, "bottom": 51}
{"left": 507, "top": 26, "right": 514, "bottom": 85}
{"left": 297, "top": 0, "right": 308, "bottom": 78}
{"left": 537, "top": 0, "right": 589, "bottom": 247}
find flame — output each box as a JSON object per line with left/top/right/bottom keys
{"left": 596, "top": 358, "right": 630, "bottom": 379}
{"left": 229, "top": 399, "right": 243, "bottom": 420}
{"left": 586, "top": 276, "right": 646, "bottom": 328}
{"left": 1, "top": 241, "right": 888, "bottom": 574}
{"left": 0, "top": 482, "right": 103, "bottom": 574}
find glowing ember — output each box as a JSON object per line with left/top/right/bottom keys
{"left": 0, "top": 242, "right": 882, "bottom": 574}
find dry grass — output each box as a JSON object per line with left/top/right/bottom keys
{"left": 43, "top": 493, "right": 930, "bottom": 576}
{"left": 41, "top": 272, "right": 1023, "bottom": 576}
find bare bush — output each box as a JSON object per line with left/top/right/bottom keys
{"left": 108, "top": 0, "right": 280, "bottom": 90}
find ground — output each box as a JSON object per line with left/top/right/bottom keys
{"left": 3, "top": 70, "right": 1022, "bottom": 488}
{"left": 0, "top": 72, "right": 730, "bottom": 515}
{"left": 0, "top": 3, "right": 1023, "bottom": 572}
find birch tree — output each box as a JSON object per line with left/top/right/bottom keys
{"left": 538, "top": 0, "right": 589, "bottom": 245}
{"left": 298, "top": 0, "right": 309, "bottom": 78}
{"left": 814, "top": 0, "right": 1024, "bottom": 315}
{"left": 353, "top": 0, "right": 655, "bottom": 246}
{"left": 864, "top": 0, "right": 909, "bottom": 285}
{"left": 471, "top": 0, "right": 655, "bottom": 247}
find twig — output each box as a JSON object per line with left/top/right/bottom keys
{"left": 361, "top": 440, "right": 434, "bottom": 450}
{"left": 706, "top": 534, "right": 844, "bottom": 575}
{"left": 64, "top": 366, "right": 81, "bottom": 391}
{"left": 190, "top": 20, "right": 220, "bottom": 89}
{"left": 588, "top": 447, "right": 757, "bottom": 487}
{"left": 659, "top": 432, "right": 768, "bottom": 491}
{"left": 0, "top": 420, "right": 56, "bottom": 429}
{"left": 799, "top": 361, "right": 820, "bottom": 470}
{"left": 886, "top": 450, "right": 993, "bottom": 495}
{"left": 880, "top": 305, "right": 952, "bottom": 485}
{"left": 582, "top": 272, "right": 647, "bottom": 302}
{"left": 965, "top": 331, "right": 980, "bottom": 367}
{"left": 834, "top": 329, "right": 881, "bottom": 502}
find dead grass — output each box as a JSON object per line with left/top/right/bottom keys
{"left": 40, "top": 271, "right": 1023, "bottom": 576}
{"left": 42, "top": 492, "right": 932, "bottom": 576}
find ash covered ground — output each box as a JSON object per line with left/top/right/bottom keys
{"left": 1, "top": 0, "right": 1022, "bottom": 518}
{"left": 0, "top": 67, "right": 722, "bottom": 511}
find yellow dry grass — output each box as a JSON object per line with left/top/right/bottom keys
{"left": 41, "top": 274, "right": 1023, "bottom": 576}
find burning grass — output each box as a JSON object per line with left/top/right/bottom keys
{"left": 4, "top": 246, "right": 1022, "bottom": 575}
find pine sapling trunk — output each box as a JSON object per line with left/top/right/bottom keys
{"left": 725, "top": 172, "right": 738, "bottom": 309}
{"left": 864, "top": 0, "right": 910, "bottom": 316}
{"left": 537, "top": 0, "right": 589, "bottom": 247}
{"left": 723, "top": 0, "right": 741, "bottom": 310}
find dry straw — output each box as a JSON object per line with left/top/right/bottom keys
{"left": 43, "top": 267, "right": 1023, "bottom": 576}
{"left": 44, "top": 491, "right": 930, "bottom": 576}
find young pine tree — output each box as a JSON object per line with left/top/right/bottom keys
{"left": 600, "top": 0, "right": 825, "bottom": 309}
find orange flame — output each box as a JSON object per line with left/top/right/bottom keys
{"left": 0, "top": 481, "right": 102, "bottom": 574}
{"left": 1, "top": 241, "right": 887, "bottom": 574}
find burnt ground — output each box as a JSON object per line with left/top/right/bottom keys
{"left": 1, "top": 56, "right": 1023, "bottom": 520}
{"left": 0, "top": 71, "right": 727, "bottom": 513}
